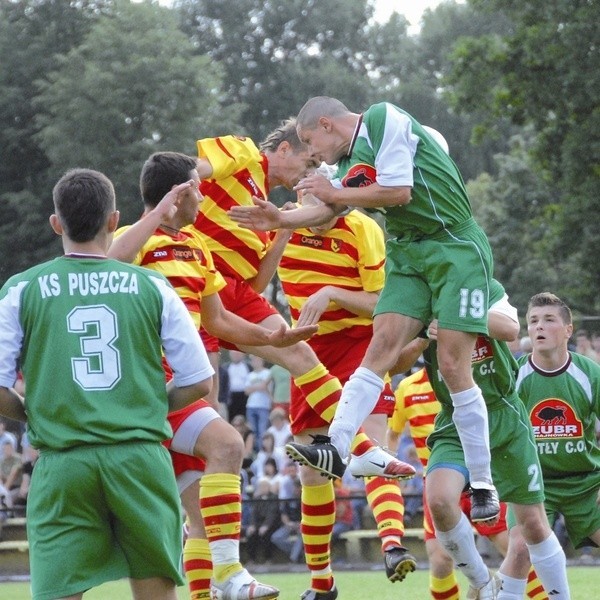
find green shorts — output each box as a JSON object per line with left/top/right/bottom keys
{"left": 375, "top": 218, "right": 493, "bottom": 334}
{"left": 27, "top": 442, "right": 184, "bottom": 600}
{"left": 507, "top": 471, "right": 600, "bottom": 548}
{"left": 428, "top": 395, "right": 545, "bottom": 505}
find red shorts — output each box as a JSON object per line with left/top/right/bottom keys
{"left": 165, "top": 399, "right": 209, "bottom": 476}
{"left": 200, "top": 275, "right": 280, "bottom": 351}
{"left": 422, "top": 484, "right": 508, "bottom": 541}
{"left": 460, "top": 491, "right": 508, "bottom": 537}
{"left": 290, "top": 328, "right": 395, "bottom": 434}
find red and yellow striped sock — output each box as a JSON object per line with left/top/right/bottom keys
{"left": 294, "top": 367, "right": 378, "bottom": 457}
{"left": 302, "top": 481, "right": 336, "bottom": 594}
{"left": 526, "top": 566, "right": 548, "bottom": 600}
{"left": 430, "top": 572, "right": 460, "bottom": 600}
{"left": 365, "top": 476, "right": 405, "bottom": 551}
{"left": 183, "top": 537, "right": 212, "bottom": 600}
{"left": 199, "top": 472, "right": 242, "bottom": 584}
{"left": 294, "top": 364, "right": 342, "bottom": 424}
{"left": 350, "top": 428, "right": 376, "bottom": 457}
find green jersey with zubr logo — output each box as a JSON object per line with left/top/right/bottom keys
{"left": 335, "top": 102, "right": 472, "bottom": 238}
{"left": 516, "top": 352, "right": 600, "bottom": 478}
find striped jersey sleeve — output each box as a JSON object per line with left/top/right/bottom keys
{"left": 195, "top": 135, "right": 272, "bottom": 281}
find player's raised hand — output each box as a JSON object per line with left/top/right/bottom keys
{"left": 265, "top": 322, "right": 318, "bottom": 347}
{"left": 155, "top": 179, "right": 196, "bottom": 220}
{"left": 293, "top": 172, "right": 336, "bottom": 203}
{"left": 228, "top": 196, "right": 282, "bottom": 231}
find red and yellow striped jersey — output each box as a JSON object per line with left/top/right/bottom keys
{"left": 114, "top": 225, "right": 225, "bottom": 330}
{"left": 194, "top": 135, "right": 272, "bottom": 281}
{"left": 388, "top": 368, "right": 439, "bottom": 471}
{"left": 278, "top": 209, "right": 385, "bottom": 336}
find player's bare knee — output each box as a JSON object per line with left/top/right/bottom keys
{"left": 196, "top": 424, "right": 244, "bottom": 472}
{"left": 518, "top": 510, "right": 553, "bottom": 545}
{"left": 218, "top": 428, "right": 245, "bottom": 467}
{"left": 427, "top": 495, "right": 458, "bottom": 530}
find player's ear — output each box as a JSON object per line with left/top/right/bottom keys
{"left": 318, "top": 116, "right": 332, "bottom": 132}
{"left": 278, "top": 140, "right": 291, "bottom": 155}
{"left": 107, "top": 210, "right": 120, "bottom": 233}
{"left": 49, "top": 214, "right": 63, "bottom": 236}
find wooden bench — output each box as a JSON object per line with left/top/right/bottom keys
{"left": 0, "top": 518, "right": 29, "bottom": 576}
{"left": 0, "top": 540, "right": 28, "bottom": 552}
{"left": 339, "top": 527, "right": 424, "bottom": 562}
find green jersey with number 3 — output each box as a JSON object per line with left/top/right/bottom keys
{"left": 0, "top": 256, "right": 212, "bottom": 450}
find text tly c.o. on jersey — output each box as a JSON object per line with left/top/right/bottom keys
{"left": 516, "top": 352, "right": 600, "bottom": 478}
{"left": 195, "top": 135, "right": 272, "bottom": 281}
{"left": 278, "top": 209, "right": 385, "bottom": 336}
{"left": 335, "top": 102, "right": 472, "bottom": 238}
{"left": 0, "top": 256, "right": 213, "bottom": 450}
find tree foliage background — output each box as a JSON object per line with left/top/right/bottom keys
{"left": 0, "top": 0, "right": 598, "bottom": 323}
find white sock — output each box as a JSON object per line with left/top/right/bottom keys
{"left": 435, "top": 512, "right": 489, "bottom": 588}
{"left": 210, "top": 538, "right": 239, "bottom": 564}
{"left": 450, "top": 386, "right": 493, "bottom": 487}
{"left": 497, "top": 572, "right": 527, "bottom": 600}
{"left": 528, "top": 534, "right": 570, "bottom": 599}
{"left": 329, "top": 367, "right": 383, "bottom": 459}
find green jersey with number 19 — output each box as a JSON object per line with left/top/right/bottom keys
{"left": 426, "top": 279, "right": 518, "bottom": 410}
{"left": 0, "top": 255, "right": 213, "bottom": 451}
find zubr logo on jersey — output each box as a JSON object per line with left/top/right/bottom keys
{"left": 342, "top": 163, "right": 376, "bottom": 188}
{"left": 471, "top": 336, "right": 495, "bottom": 376}
{"left": 530, "top": 399, "right": 583, "bottom": 439}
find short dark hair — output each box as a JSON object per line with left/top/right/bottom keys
{"left": 52, "top": 169, "right": 115, "bottom": 243}
{"left": 259, "top": 117, "right": 305, "bottom": 152}
{"left": 527, "top": 292, "right": 572, "bottom": 325}
{"left": 140, "top": 152, "right": 197, "bottom": 207}
{"left": 297, "top": 96, "right": 349, "bottom": 130}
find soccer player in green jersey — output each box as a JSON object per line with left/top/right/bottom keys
{"left": 0, "top": 169, "right": 213, "bottom": 600}
{"left": 230, "top": 99, "right": 499, "bottom": 522}
{"left": 498, "top": 292, "right": 600, "bottom": 598}
{"left": 420, "top": 281, "right": 570, "bottom": 600}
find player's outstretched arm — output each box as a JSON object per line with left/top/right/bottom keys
{"left": 202, "top": 293, "right": 317, "bottom": 347}
{"left": 264, "top": 322, "right": 318, "bottom": 347}
{"left": 229, "top": 196, "right": 338, "bottom": 231}
{"left": 297, "top": 288, "right": 379, "bottom": 328}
